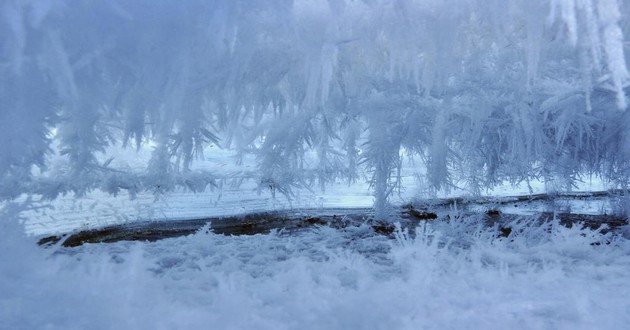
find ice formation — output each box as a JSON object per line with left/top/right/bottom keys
{"left": 3, "top": 2, "right": 630, "bottom": 328}
{"left": 1, "top": 1, "right": 629, "bottom": 211}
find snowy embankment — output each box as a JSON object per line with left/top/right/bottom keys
{"left": 2, "top": 201, "right": 630, "bottom": 329}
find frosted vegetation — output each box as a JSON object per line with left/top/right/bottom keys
{"left": 3, "top": 1, "right": 630, "bottom": 328}
{"left": 2, "top": 0, "right": 630, "bottom": 214}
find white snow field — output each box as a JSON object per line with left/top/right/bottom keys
{"left": 3, "top": 0, "right": 630, "bottom": 329}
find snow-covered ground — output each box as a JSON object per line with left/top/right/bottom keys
{"left": 3, "top": 149, "right": 627, "bottom": 329}
{"left": 3, "top": 203, "right": 630, "bottom": 329}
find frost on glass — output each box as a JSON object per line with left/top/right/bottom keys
{"left": 1, "top": 0, "right": 629, "bottom": 216}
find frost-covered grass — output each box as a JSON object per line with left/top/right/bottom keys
{"left": 3, "top": 205, "right": 630, "bottom": 329}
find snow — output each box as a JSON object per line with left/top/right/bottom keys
{"left": 2, "top": 1, "right": 630, "bottom": 328}
{"left": 3, "top": 203, "right": 630, "bottom": 329}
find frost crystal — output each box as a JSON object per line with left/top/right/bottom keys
{"left": 1, "top": 0, "right": 629, "bottom": 214}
